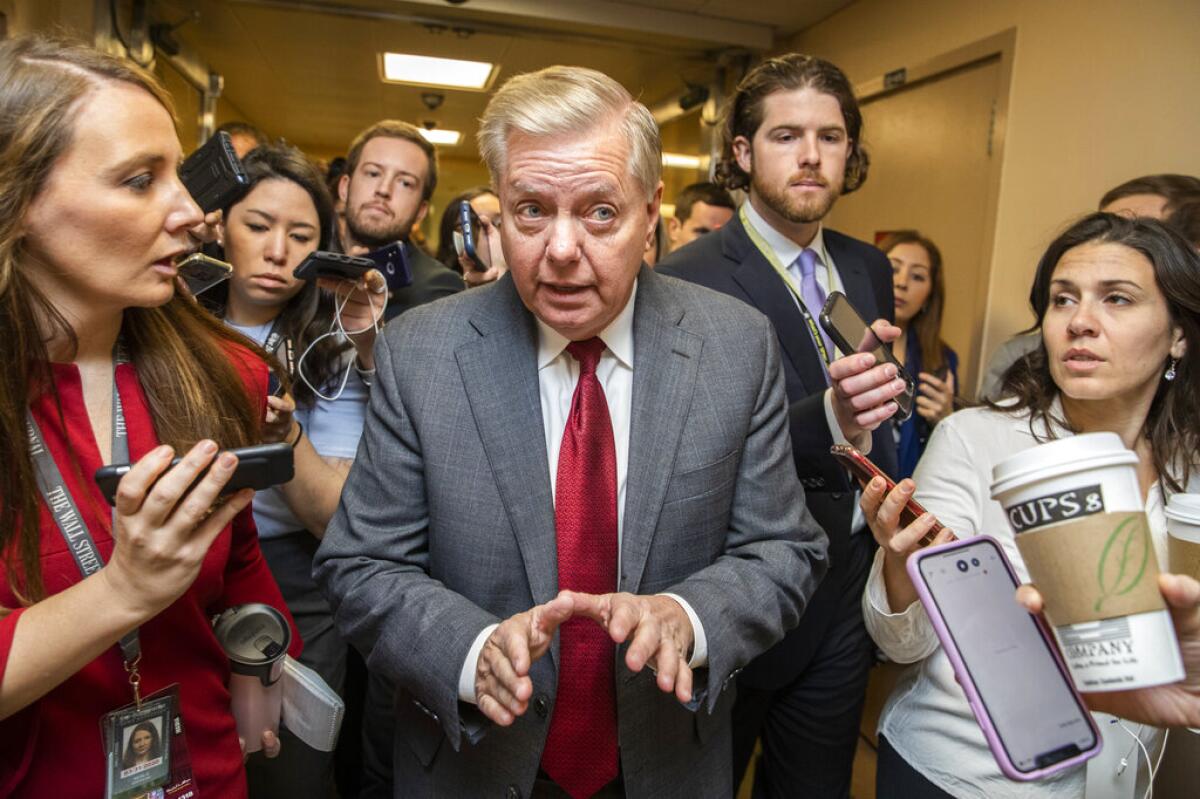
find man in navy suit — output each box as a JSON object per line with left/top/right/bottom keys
{"left": 658, "top": 53, "right": 904, "bottom": 798}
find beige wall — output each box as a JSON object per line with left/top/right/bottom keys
{"left": 790, "top": 0, "right": 1200, "bottom": 367}
{"left": 2, "top": 0, "right": 93, "bottom": 38}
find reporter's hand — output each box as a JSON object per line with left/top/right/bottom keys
{"left": 240, "top": 729, "right": 281, "bottom": 761}
{"left": 101, "top": 442, "right": 254, "bottom": 618}
{"left": 916, "top": 371, "right": 955, "bottom": 424}
{"left": 828, "top": 320, "right": 905, "bottom": 441}
{"left": 261, "top": 393, "right": 295, "bottom": 445}
{"left": 475, "top": 594, "right": 575, "bottom": 726}
{"left": 1017, "top": 573, "right": 1200, "bottom": 728}
{"left": 189, "top": 210, "right": 222, "bottom": 245}
{"left": 461, "top": 217, "right": 507, "bottom": 288}
{"left": 861, "top": 476, "right": 953, "bottom": 612}
{"left": 461, "top": 258, "right": 506, "bottom": 288}
{"left": 567, "top": 591, "right": 695, "bottom": 704}
{"left": 317, "top": 268, "right": 387, "bottom": 369}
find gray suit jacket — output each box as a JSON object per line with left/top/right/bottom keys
{"left": 314, "top": 266, "right": 828, "bottom": 797}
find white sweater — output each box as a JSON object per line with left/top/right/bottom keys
{"left": 863, "top": 403, "right": 1185, "bottom": 798}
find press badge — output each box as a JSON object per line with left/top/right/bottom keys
{"left": 101, "top": 685, "right": 199, "bottom": 799}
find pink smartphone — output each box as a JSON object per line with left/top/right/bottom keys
{"left": 907, "top": 535, "right": 1102, "bottom": 781}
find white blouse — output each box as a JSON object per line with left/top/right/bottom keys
{"left": 862, "top": 402, "right": 1190, "bottom": 798}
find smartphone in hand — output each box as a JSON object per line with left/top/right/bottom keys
{"left": 830, "top": 444, "right": 948, "bottom": 546}
{"left": 180, "top": 131, "right": 250, "bottom": 213}
{"left": 178, "top": 252, "right": 233, "bottom": 296}
{"left": 292, "top": 251, "right": 373, "bottom": 282}
{"left": 908, "top": 536, "right": 1102, "bottom": 780}
{"left": 93, "top": 442, "right": 294, "bottom": 506}
{"left": 819, "top": 291, "right": 916, "bottom": 422}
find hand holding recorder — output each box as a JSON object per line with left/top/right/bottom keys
{"left": 99, "top": 442, "right": 255, "bottom": 619}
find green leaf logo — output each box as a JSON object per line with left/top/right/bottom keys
{"left": 1094, "top": 515, "right": 1150, "bottom": 612}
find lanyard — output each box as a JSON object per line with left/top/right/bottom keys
{"left": 739, "top": 205, "right": 834, "bottom": 367}
{"left": 26, "top": 355, "right": 145, "bottom": 701}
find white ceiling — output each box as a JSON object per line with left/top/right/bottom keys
{"left": 157, "top": 0, "right": 854, "bottom": 158}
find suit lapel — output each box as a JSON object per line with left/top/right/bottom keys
{"left": 455, "top": 279, "right": 559, "bottom": 609}
{"left": 621, "top": 269, "right": 702, "bottom": 593}
{"left": 726, "top": 219, "right": 827, "bottom": 395}
{"left": 827, "top": 232, "right": 877, "bottom": 323}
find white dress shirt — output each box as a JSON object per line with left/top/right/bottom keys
{"left": 741, "top": 200, "right": 870, "bottom": 531}
{"left": 457, "top": 282, "right": 708, "bottom": 703}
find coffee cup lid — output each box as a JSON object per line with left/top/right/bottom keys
{"left": 990, "top": 432, "right": 1137, "bottom": 501}
{"left": 1166, "top": 493, "right": 1200, "bottom": 524}
{"left": 212, "top": 603, "right": 290, "bottom": 668}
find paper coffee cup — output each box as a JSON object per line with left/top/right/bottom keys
{"left": 1166, "top": 493, "right": 1200, "bottom": 581}
{"left": 991, "top": 432, "right": 1184, "bottom": 691}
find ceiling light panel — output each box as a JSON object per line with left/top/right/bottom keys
{"left": 418, "top": 129, "right": 462, "bottom": 146}
{"left": 380, "top": 53, "right": 497, "bottom": 91}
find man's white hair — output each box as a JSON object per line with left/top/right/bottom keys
{"left": 477, "top": 65, "right": 662, "bottom": 199}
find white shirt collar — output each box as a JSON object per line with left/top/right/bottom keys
{"left": 536, "top": 280, "right": 637, "bottom": 370}
{"left": 741, "top": 197, "right": 830, "bottom": 270}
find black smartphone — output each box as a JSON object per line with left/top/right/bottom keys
{"left": 292, "top": 251, "right": 373, "bottom": 282}
{"left": 453, "top": 201, "right": 491, "bottom": 272}
{"left": 93, "top": 442, "right": 295, "bottom": 506}
{"left": 177, "top": 252, "right": 233, "bottom": 296}
{"left": 179, "top": 131, "right": 250, "bottom": 213}
{"left": 364, "top": 241, "right": 412, "bottom": 292}
{"left": 818, "top": 291, "right": 916, "bottom": 421}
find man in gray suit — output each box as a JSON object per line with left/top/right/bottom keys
{"left": 316, "top": 66, "right": 829, "bottom": 798}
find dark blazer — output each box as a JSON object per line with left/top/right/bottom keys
{"left": 314, "top": 267, "right": 828, "bottom": 797}
{"left": 659, "top": 216, "right": 897, "bottom": 687}
{"left": 383, "top": 243, "right": 464, "bottom": 321}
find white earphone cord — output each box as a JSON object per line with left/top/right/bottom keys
{"left": 295, "top": 282, "right": 382, "bottom": 402}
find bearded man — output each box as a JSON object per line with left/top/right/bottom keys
{"left": 658, "top": 54, "right": 903, "bottom": 799}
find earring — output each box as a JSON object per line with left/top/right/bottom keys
{"left": 1165, "top": 357, "right": 1178, "bottom": 382}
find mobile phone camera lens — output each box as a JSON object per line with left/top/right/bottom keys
{"left": 956, "top": 560, "right": 968, "bottom": 572}
{"left": 971, "top": 558, "right": 980, "bottom": 567}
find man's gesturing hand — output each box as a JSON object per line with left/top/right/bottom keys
{"left": 475, "top": 594, "right": 575, "bottom": 726}
{"left": 567, "top": 592, "right": 695, "bottom": 704}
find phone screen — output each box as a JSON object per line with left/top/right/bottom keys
{"left": 820, "top": 293, "right": 915, "bottom": 419}
{"left": 918, "top": 540, "right": 1096, "bottom": 772}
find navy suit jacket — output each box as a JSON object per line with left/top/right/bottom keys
{"left": 659, "top": 215, "right": 897, "bottom": 686}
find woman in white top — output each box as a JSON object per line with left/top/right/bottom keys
{"left": 860, "top": 212, "right": 1200, "bottom": 798}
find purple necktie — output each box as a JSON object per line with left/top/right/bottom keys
{"left": 795, "top": 248, "right": 834, "bottom": 371}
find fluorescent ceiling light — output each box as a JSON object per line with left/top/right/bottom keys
{"left": 381, "top": 53, "right": 496, "bottom": 90}
{"left": 662, "top": 152, "right": 705, "bottom": 169}
{"left": 418, "top": 129, "right": 462, "bottom": 146}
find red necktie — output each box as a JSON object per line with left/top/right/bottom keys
{"left": 540, "top": 337, "right": 619, "bottom": 798}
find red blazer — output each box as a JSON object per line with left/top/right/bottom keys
{"left": 0, "top": 348, "right": 300, "bottom": 798}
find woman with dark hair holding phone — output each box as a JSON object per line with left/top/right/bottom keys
{"left": 199, "top": 142, "right": 384, "bottom": 798}
{"left": 0, "top": 35, "right": 299, "bottom": 797}
{"left": 121, "top": 721, "right": 163, "bottom": 769}
{"left": 881, "top": 231, "right": 958, "bottom": 478}
{"left": 860, "top": 213, "right": 1200, "bottom": 798}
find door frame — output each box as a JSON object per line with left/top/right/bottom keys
{"left": 852, "top": 28, "right": 1016, "bottom": 398}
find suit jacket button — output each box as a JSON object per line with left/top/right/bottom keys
{"left": 831, "top": 492, "right": 844, "bottom": 500}
{"left": 533, "top": 695, "right": 548, "bottom": 719}
{"left": 507, "top": 785, "right": 522, "bottom": 799}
